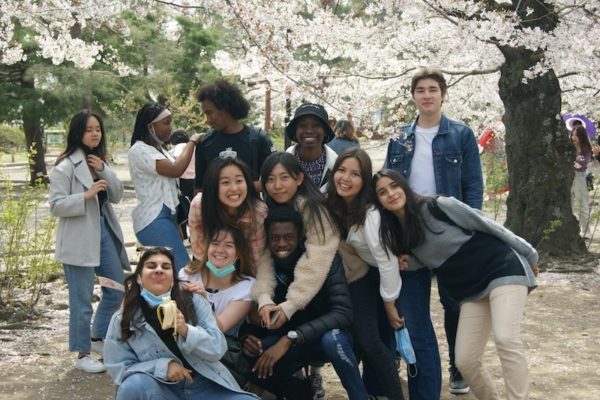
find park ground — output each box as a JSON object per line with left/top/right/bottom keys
{"left": 0, "top": 141, "right": 599, "bottom": 399}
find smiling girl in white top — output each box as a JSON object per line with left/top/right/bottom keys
{"left": 179, "top": 226, "right": 255, "bottom": 385}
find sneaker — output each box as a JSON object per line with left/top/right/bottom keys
{"left": 75, "top": 354, "right": 106, "bottom": 373}
{"left": 90, "top": 338, "right": 104, "bottom": 357}
{"left": 308, "top": 372, "right": 326, "bottom": 400}
{"left": 449, "top": 366, "right": 470, "bottom": 394}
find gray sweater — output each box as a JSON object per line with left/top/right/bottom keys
{"left": 410, "top": 196, "right": 538, "bottom": 303}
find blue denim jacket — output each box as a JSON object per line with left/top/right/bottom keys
{"left": 384, "top": 114, "right": 484, "bottom": 210}
{"left": 104, "top": 294, "right": 248, "bottom": 394}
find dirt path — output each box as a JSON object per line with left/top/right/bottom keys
{"left": 1, "top": 270, "right": 598, "bottom": 400}
{"left": 1, "top": 143, "right": 599, "bottom": 399}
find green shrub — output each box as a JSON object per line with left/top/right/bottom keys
{"left": 0, "top": 169, "right": 60, "bottom": 312}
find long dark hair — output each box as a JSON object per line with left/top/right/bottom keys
{"left": 573, "top": 126, "right": 592, "bottom": 158}
{"left": 201, "top": 157, "right": 261, "bottom": 241}
{"left": 260, "top": 152, "right": 337, "bottom": 240}
{"left": 130, "top": 102, "right": 167, "bottom": 146}
{"left": 184, "top": 226, "right": 255, "bottom": 280}
{"left": 372, "top": 169, "right": 427, "bottom": 256}
{"left": 55, "top": 110, "right": 107, "bottom": 165}
{"left": 325, "top": 148, "right": 373, "bottom": 237}
{"left": 120, "top": 247, "right": 196, "bottom": 342}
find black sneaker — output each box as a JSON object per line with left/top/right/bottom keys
{"left": 449, "top": 366, "right": 470, "bottom": 394}
{"left": 308, "top": 372, "right": 326, "bottom": 400}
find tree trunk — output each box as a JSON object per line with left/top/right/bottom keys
{"left": 20, "top": 75, "right": 48, "bottom": 185}
{"left": 498, "top": 46, "right": 585, "bottom": 255}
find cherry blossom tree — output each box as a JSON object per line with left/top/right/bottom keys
{"left": 199, "top": 0, "right": 600, "bottom": 255}
{"left": 2, "top": 0, "right": 599, "bottom": 255}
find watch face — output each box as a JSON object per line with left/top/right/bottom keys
{"left": 288, "top": 331, "right": 298, "bottom": 340}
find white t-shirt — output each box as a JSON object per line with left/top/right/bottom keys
{"left": 128, "top": 141, "right": 179, "bottom": 233}
{"left": 345, "top": 206, "right": 402, "bottom": 302}
{"left": 408, "top": 125, "right": 438, "bottom": 197}
{"left": 178, "top": 269, "right": 255, "bottom": 337}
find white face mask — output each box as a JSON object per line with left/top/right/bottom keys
{"left": 148, "top": 125, "right": 166, "bottom": 145}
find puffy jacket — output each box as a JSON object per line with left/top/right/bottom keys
{"left": 274, "top": 253, "right": 353, "bottom": 344}
{"left": 384, "top": 114, "right": 484, "bottom": 210}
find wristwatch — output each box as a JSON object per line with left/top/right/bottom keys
{"left": 287, "top": 330, "right": 300, "bottom": 346}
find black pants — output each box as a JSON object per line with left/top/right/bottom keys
{"left": 438, "top": 278, "right": 460, "bottom": 369}
{"left": 349, "top": 267, "right": 404, "bottom": 400}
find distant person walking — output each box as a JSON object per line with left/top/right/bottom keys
{"left": 49, "top": 110, "right": 130, "bottom": 373}
{"left": 570, "top": 125, "right": 593, "bottom": 237}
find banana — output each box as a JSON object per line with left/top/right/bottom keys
{"left": 157, "top": 296, "right": 178, "bottom": 338}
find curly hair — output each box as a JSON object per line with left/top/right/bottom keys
{"left": 197, "top": 79, "right": 250, "bottom": 120}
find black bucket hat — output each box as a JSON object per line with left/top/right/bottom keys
{"left": 285, "top": 103, "right": 335, "bottom": 144}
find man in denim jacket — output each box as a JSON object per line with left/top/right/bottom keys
{"left": 384, "top": 68, "right": 483, "bottom": 398}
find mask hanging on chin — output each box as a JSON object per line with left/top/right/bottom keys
{"left": 206, "top": 260, "right": 236, "bottom": 279}
{"left": 139, "top": 285, "right": 173, "bottom": 308}
{"left": 148, "top": 125, "right": 167, "bottom": 146}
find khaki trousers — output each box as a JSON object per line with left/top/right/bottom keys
{"left": 455, "top": 285, "right": 529, "bottom": 400}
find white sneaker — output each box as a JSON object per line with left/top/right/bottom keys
{"left": 90, "top": 339, "right": 104, "bottom": 357}
{"left": 75, "top": 355, "right": 106, "bottom": 373}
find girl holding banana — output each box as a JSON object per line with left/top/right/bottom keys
{"left": 103, "top": 247, "right": 257, "bottom": 400}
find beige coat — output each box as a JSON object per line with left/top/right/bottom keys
{"left": 252, "top": 196, "right": 340, "bottom": 319}
{"left": 49, "top": 149, "right": 129, "bottom": 270}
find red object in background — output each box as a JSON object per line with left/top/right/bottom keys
{"left": 477, "top": 128, "right": 494, "bottom": 154}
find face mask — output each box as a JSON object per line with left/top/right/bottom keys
{"left": 206, "top": 260, "right": 236, "bottom": 278}
{"left": 140, "top": 285, "right": 172, "bottom": 308}
{"left": 148, "top": 125, "right": 166, "bottom": 145}
{"left": 396, "top": 326, "right": 418, "bottom": 377}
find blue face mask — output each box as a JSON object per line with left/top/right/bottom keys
{"left": 206, "top": 260, "right": 236, "bottom": 279}
{"left": 140, "top": 286, "right": 172, "bottom": 308}
{"left": 396, "top": 326, "right": 418, "bottom": 377}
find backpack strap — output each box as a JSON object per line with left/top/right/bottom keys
{"left": 247, "top": 126, "right": 262, "bottom": 176}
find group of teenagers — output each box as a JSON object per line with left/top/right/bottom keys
{"left": 49, "top": 69, "right": 539, "bottom": 400}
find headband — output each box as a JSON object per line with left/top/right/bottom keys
{"left": 150, "top": 109, "right": 172, "bottom": 124}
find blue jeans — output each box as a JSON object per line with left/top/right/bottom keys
{"left": 396, "top": 268, "right": 442, "bottom": 400}
{"left": 136, "top": 205, "right": 190, "bottom": 272}
{"left": 249, "top": 330, "right": 368, "bottom": 400}
{"left": 63, "top": 217, "right": 125, "bottom": 352}
{"left": 116, "top": 372, "right": 257, "bottom": 400}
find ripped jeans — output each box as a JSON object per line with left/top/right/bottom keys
{"left": 248, "top": 329, "right": 367, "bottom": 400}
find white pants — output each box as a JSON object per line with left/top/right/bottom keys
{"left": 455, "top": 285, "right": 529, "bottom": 400}
{"left": 571, "top": 171, "right": 590, "bottom": 236}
